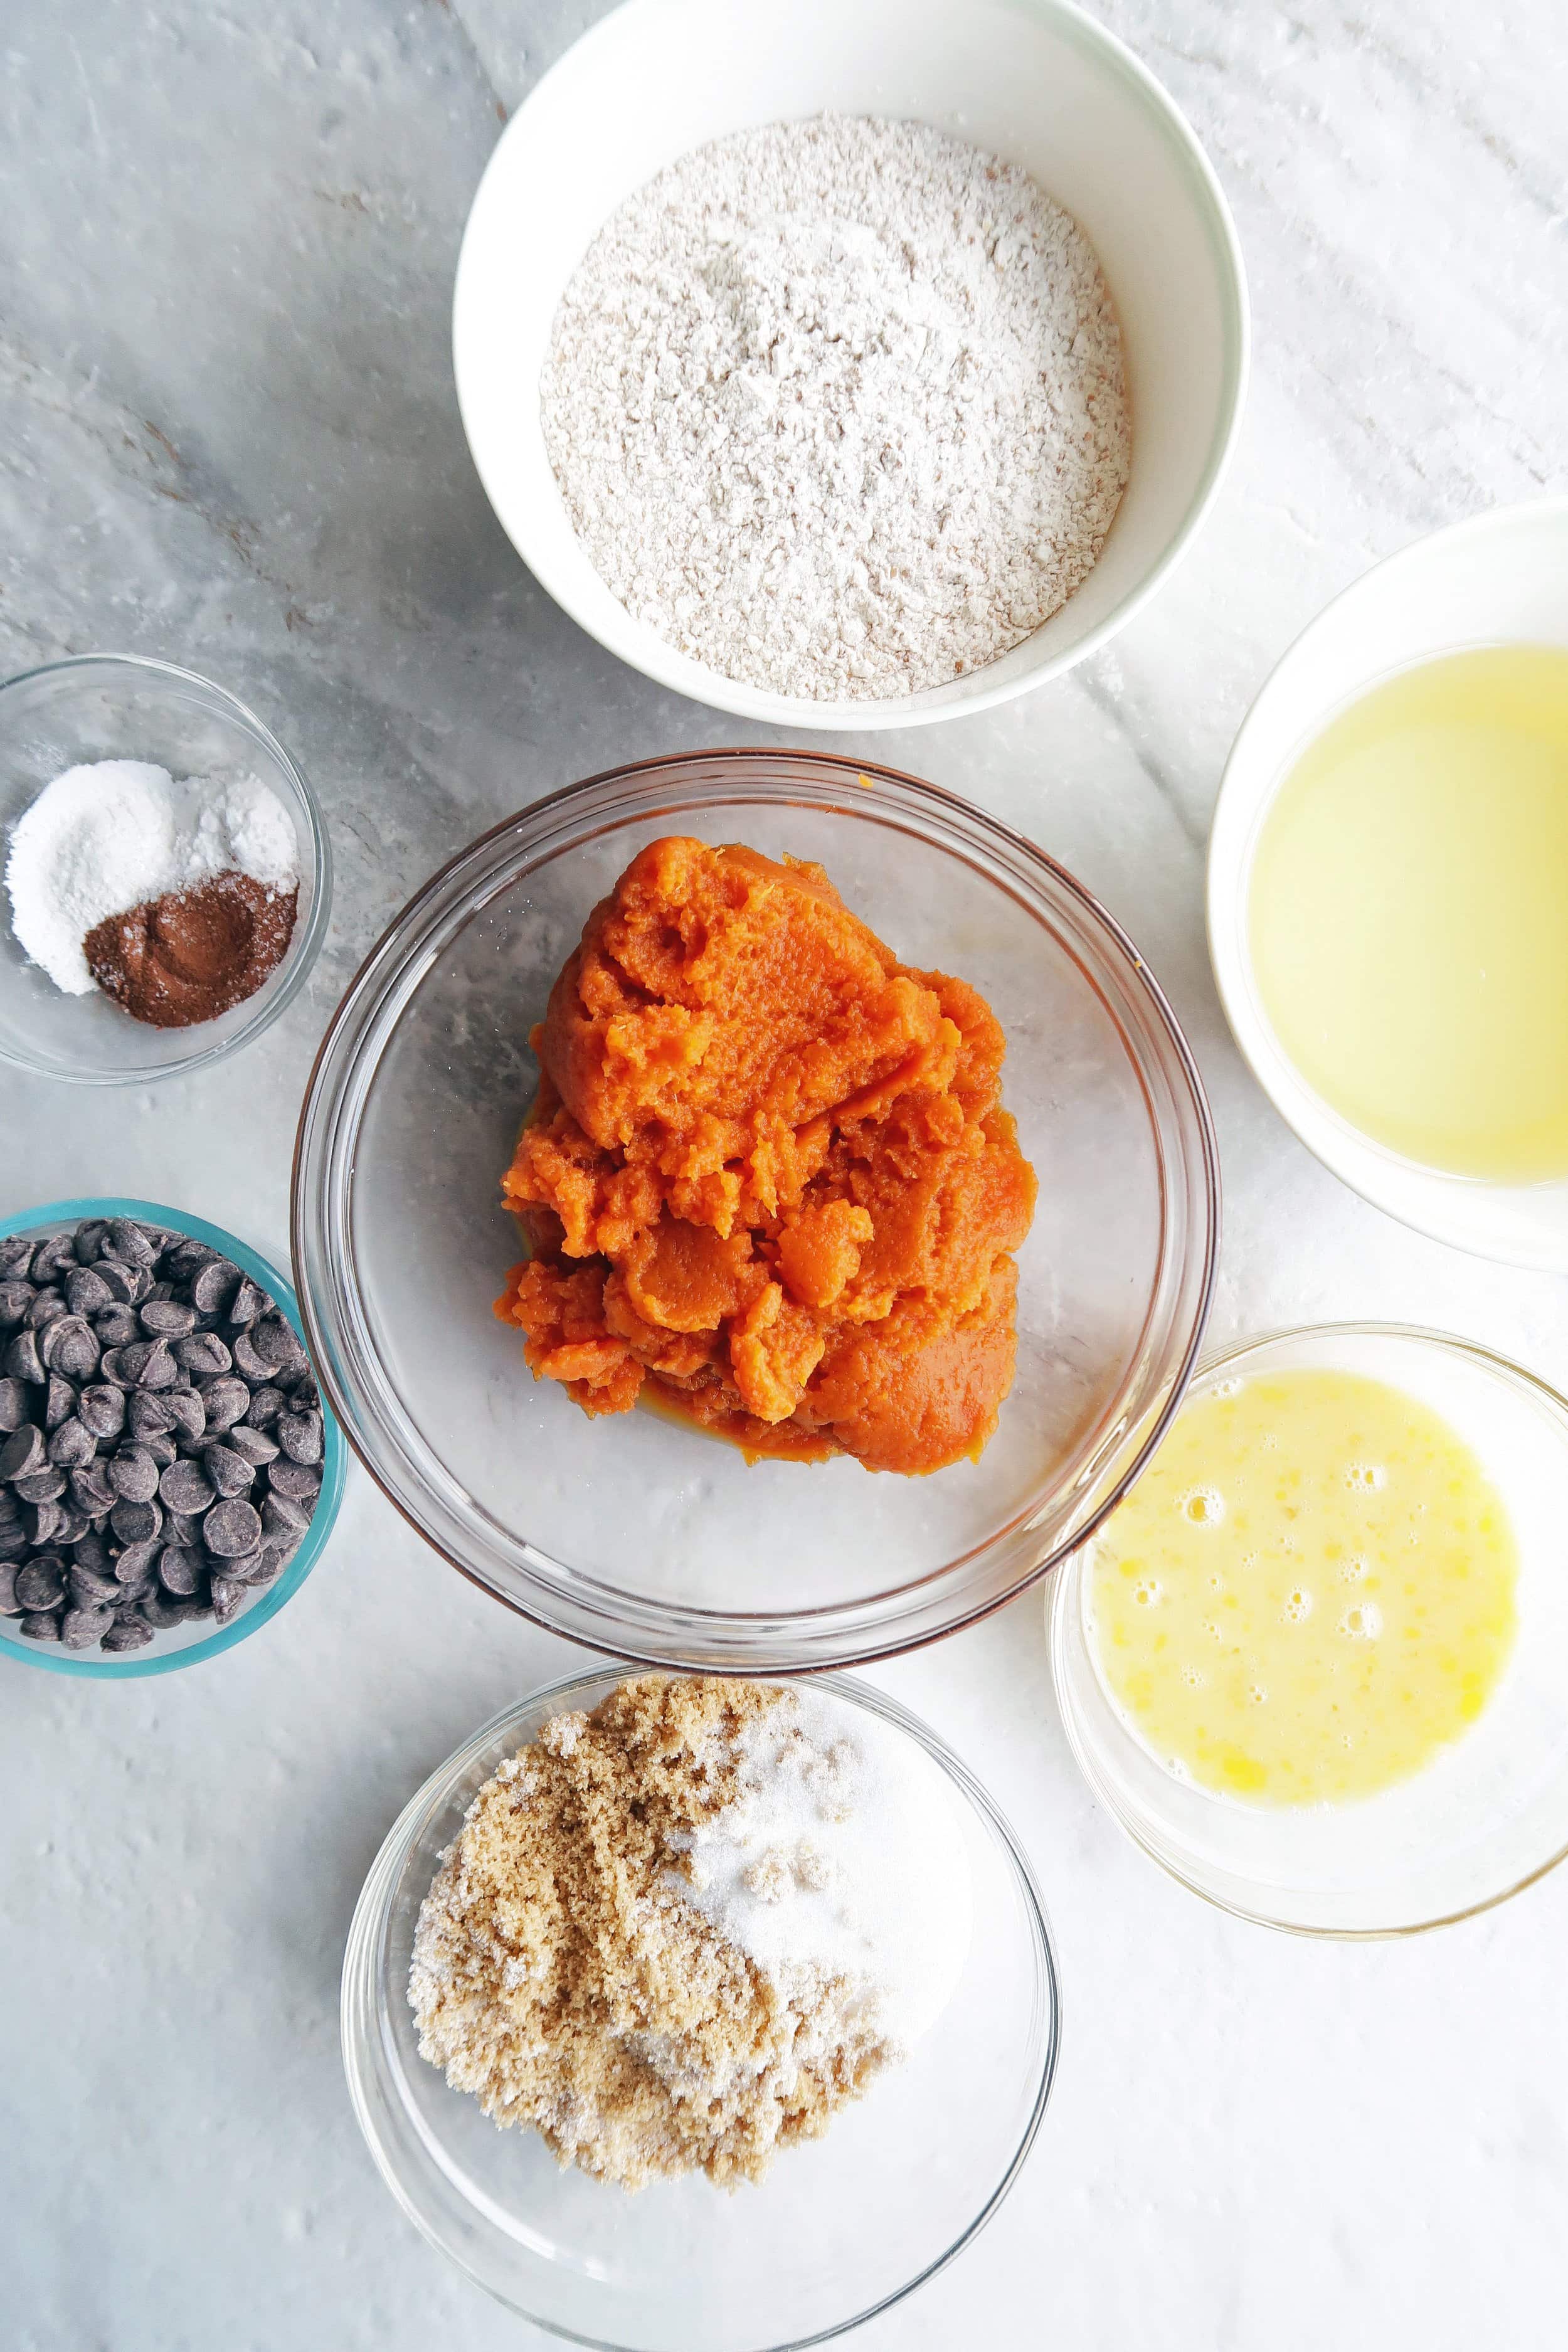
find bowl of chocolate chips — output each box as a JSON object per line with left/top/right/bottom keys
{"left": 0, "top": 654, "right": 331, "bottom": 1085}
{"left": 0, "top": 1200, "right": 345, "bottom": 1677}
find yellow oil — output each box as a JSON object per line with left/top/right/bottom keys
{"left": 1248, "top": 644, "right": 1568, "bottom": 1182}
{"left": 1087, "top": 1367, "right": 1518, "bottom": 1807}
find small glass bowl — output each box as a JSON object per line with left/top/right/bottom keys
{"left": 293, "top": 749, "right": 1219, "bottom": 1671}
{"left": 0, "top": 654, "right": 331, "bottom": 1085}
{"left": 0, "top": 1196, "right": 346, "bottom": 1680}
{"left": 1051, "top": 1324, "right": 1568, "bottom": 1934}
{"left": 342, "top": 1666, "right": 1059, "bottom": 2350}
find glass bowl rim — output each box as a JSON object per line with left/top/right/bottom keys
{"left": 292, "top": 746, "right": 1221, "bottom": 1670}
{"left": 341, "top": 1663, "right": 1061, "bottom": 2351}
{"left": 0, "top": 651, "right": 334, "bottom": 1087}
{"left": 0, "top": 1193, "right": 347, "bottom": 1680}
{"left": 1049, "top": 1317, "right": 1568, "bottom": 1937}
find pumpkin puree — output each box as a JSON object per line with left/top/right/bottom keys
{"left": 495, "top": 838, "right": 1036, "bottom": 1473}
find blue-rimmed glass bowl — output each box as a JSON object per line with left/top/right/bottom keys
{"left": 0, "top": 1196, "right": 346, "bottom": 1679}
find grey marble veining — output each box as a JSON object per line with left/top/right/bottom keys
{"left": 3, "top": 4, "right": 1567, "bottom": 2348}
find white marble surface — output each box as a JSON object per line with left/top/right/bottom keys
{"left": 3, "top": 3, "right": 1567, "bottom": 2346}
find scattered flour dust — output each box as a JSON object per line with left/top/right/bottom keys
{"left": 408, "top": 1676, "right": 971, "bottom": 2191}
{"left": 541, "top": 114, "right": 1131, "bottom": 702}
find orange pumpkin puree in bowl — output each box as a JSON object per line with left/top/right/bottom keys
{"left": 495, "top": 838, "right": 1037, "bottom": 1474}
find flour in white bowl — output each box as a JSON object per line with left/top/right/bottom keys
{"left": 541, "top": 113, "right": 1131, "bottom": 702}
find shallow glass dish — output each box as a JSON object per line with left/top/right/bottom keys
{"left": 1051, "top": 1324, "right": 1568, "bottom": 1934}
{"left": 0, "top": 1196, "right": 346, "bottom": 1681}
{"left": 0, "top": 654, "right": 331, "bottom": 1085}
{"left": 342, "top": 1666, "right": 1059, "bottom": 2350}
{"left": 294, "top": 751, "right": 1218, "bottom": 1670}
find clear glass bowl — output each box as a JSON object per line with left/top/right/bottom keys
{"left": 1051, "top": 1324, "right": 1568, "bottom": 1934}
{"left": 294, "top": 751, "right": 1218, "bottom": 1669}
{"left": 0, "top": 655, "right": 331, "bottom": 1084}
{"left": 341, "top": 1666, "right": 1059, "bottom": 2351}
{"left": 0, "top": 1196, "right": 346, "bottom": 1680}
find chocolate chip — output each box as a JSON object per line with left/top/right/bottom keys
{"left": 260, "top": 1490, "right": 309, "bottom": 1541}
{"left": 98, "top": 1347, "right": 133, "bottom": 1389}
{"left": 165, "top": 1389, "right": 206, "bottom": 1442}
{"left": 24, "top": 1498, "right": 65, "bottom": 1545}
{"left": 200, "top": 1443, "right": 253, "bottom": 1498}
{"left": 4, "top": 1329, "right": 45, "bottom": 1384}
{"left": 19, "top": 1611, "right": 61, "bottom": 1641}
{"left": 65, "top": 1266, "right": 113, "bottom": 1317}
{"left": 68, "top": 1462, "right": 116, "bottom": 1517}
{"left": 0, "top": 1281, "right": 35, "bottom": 1325}
{"left": 0, "top": 1239, "right": 36, "bottom": 1279}
{"left": 266, "top": 1459, "right": 321, "bottom": 1505}
{"left": 102, "top": 1616, "right": 154, "bottom": 1652}
{"left": 0, "top": 1424, "right": 45, "bottom": 1480}
{"left": 33, "top": 1234, "right": 78, "bottom": 1283}
{"left": 70, "top": 1564, "right": 123, "bottom": 1608}
{"left": 137, "top": 1592, "right": 186, "bottom": 1629}
{"left": 0, "top": 1377, "right": 31, "bottom": 1433}
{"left": 127, "top": 1391, "right": 176, "bottom": 1440}
{"left": 230, "top": 1328, "right": 274, "bottom": 1384}
{"left": 204, "top": 1498, "right": 262, "bottom": 1557}
{"left": 225, "top": 1424, "right": 278, "bottom": 1466}
{"left": 209, "top": 1573, "right": 246, "bottom": 1626}
{"left": 13, "top": 1466, "right": 66, "bottom": 1505}
{"left": 44, "top": 1316, "right": 100, "bottom": 1380}
{"left": 109, "top": 1447, "right": 161, "bottom": 1503}
{"left": 72, "top": 1221, "right": 108, "bottom": 1265}
{"left": 159, "top": 1459, "right": 216, "bottom": 1515}
{"left": 157, "top": 1544, "right": 205, "bottom": 1596}
{"left": 243, "top": 1385, "right": 285, "bottom": 1428}
{"left": 226, "top": 1278, "right": 267, "bottom": 1328}
{"left": 139, "top": 1298, "right": 198, "bottom": 1338}
{"left": 110, "top": 1497, "right": 162, "bottom": 1546}
{"left": 94, "top": 1260, "right": 139, "bottom": 1305}
{"left": 191, "top": 1258, "right": 241, "bottom": 1314}
{"left": 103, "top": 1219, "right": 156, "bottom": 1268}
{"left": 25, "top": 1294, "right": 65, "bottom": 1335}
{"left": 277, "top": 1409, "right": 323, "bottom": 1466}
{"left": 174, "top": 1332, "right": 231, "bottom": 1377}
{"left": 44, "top": 1373, "right": 76, "bottom": 1430}
{"left": 201, "top": 1378, "right": 250, "bottom": 1433}
{"left": 79, "top": 1384, "right": 127, "bottom": 1442}
{"left": 46, "top": 1417, "right": 95, "bottom": 1470}
{"left": 16, "top": 1557, "right": 65, "bottom": 1610}
{"left": 93, "top": 1305, "right": 140, "bottom": 1347}
{"left": 112, "top": 1536, "right": 161, "bottom": 1584}
{"left": 61, "top": 1604, "right": 112, "bottom": 1649}
{"left": 0, "top": 1560, "right": 19, "bottom": 1614}
{"left": 0, "top": 1521, "right": 29, "bottom": 1559}
{"left": 72, "top": 1532, "right": 113, "bottom": 1573}
{"left": 163, "top": 1508, "right": 206, "bottom": 1549}
{"left": 53, "top": 1508, "right": 92, "bottom": 1547}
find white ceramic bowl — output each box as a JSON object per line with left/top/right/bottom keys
{"left": 1209, "top": 497, "right": 1568, "bottom": 1271}
{"left": 453, "top": 0, "right": 1249, "bottom": 729}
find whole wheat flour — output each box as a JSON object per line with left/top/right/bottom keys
{"left": 408, "top": 1675, "right": 971, "bottom": 2191}
{"left": 540, "top": 114, "right": 1131, "bottom": 702}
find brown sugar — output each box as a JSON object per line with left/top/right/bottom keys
{"left": 407, "top": 1677, "right": 897, "bottom": 2190}
{"left": 495, "top": 837, "right": 1037, "bottom": 1472}
{"left": 83, "top": 869, "right": 297, "bottom": 1029}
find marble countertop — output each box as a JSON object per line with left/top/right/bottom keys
{"left": 3, "top": 3, "right": 1566, "bottom": 2346}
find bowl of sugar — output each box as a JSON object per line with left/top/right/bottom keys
{"left": 453, "top": 0, "right": 1249, "bottom": 729}
{"left": 0, "top": 654, "right": 331, "bottom": 1087}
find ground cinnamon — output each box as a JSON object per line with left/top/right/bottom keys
{"left": 83, "top": 869, "right": 298, "bottom": 1030}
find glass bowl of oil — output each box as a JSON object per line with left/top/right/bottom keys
{"left": 1051, "top": 1323, "right": 1568, "bottom": 1934}
{"left": 1208, "top": 495, "right": 1568, "bottom": 1269}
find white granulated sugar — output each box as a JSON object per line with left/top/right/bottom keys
{"left": 5, "top": 760, "right": 299, "bottom": 995}
{"left": 670, "top": 1685, "right": 972, "bottom": 2052}
{"left": 541, "top": 113, "right": 1131, "bottom": 702}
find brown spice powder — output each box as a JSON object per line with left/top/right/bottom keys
{"left": 83, "top": 868, "right": 298, "bottom": 1029}
{"left": 408, "top": 1676, "right": 896, "bottom": 2190}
